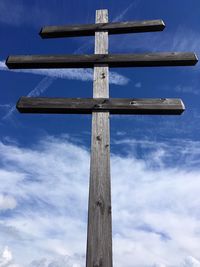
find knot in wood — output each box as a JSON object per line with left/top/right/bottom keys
{"left": 108, "top": 205, "right": 112, "bottom": 214}
{"left": 94, "top": 103, "right": 103, "bottom": 109}
{"left": 101, "top": 72, "right": 106, "bottom": 79}
{"left": 96, "top": 135, "right": 102, "bottom": 141}
{"left": 96, "top": 198, "right": 105, "bottom": 214}
{"left": 102, "top": 99, "right": 107, "bottom": 104}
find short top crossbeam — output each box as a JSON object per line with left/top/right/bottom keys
{"left": 39, "top": 19, "right": 165, "bottom": 38}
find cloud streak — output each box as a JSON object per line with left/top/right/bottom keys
{"left": 112, "top": 0, "right": 140, "bottom": 22}
{"left": 0, "top": 61, "right": 129, "bottom": 86}
{"left": 112, "top": 25, "right": 200, "bottom": 60}
{"left": 0, "top": 1, "right": 53, "bottom": 27}
{"left": 2, "top": 77, "right": 56, "bottom": 120}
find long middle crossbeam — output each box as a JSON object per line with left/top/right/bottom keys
{"left": 6, "top": 53, "right": 197, "bottom": 69}
{"left": 17, "top": 97, "right": 185, "bottom": 115}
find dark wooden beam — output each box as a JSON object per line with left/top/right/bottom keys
{"left": 17, "top": 97, "right": 185, "bottom": 115}
{"left": 6, "top": 53, "right": 198, "bottom": 69}
{"left": 39, "top": 19, "right": 165, "bottom": 38}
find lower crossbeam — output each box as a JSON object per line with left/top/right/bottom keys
{"left": 17, "top": 97, "right": 185, "bottom": 115}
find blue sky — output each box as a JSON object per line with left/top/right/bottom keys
{"left": 0, "top": 0, "right": 200, "bottom": 266}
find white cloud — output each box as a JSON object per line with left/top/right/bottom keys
{"left": 182, "top": 257, "right": 200, "bottom": 267}
{"left": 109, "top": 71, "right": 130, "bottom": 86}
{"left": 0, "top": 195, "right": 17, "bottom": 211}
{"left": 28, "top": 255, "right": 82, "bottom": 267}
{"left": 0, "top": 247, "right": 12, "bottom": 265}
{"left": 175, "top": 85, "right": 199, "bottom": 95}
{"left": 0, "top": 247, "right": 20, "bottom": 267}
{"left": 135, "top": 82, "right": 142, "bottom": 88}
{"left": 0, "top": 136, "right": 200, "bottom": 266}
{"left": 0, "top": 61, "right": 129, "bottom": 86}
{"left": 0, "top": 1, "right": 52, "bottom": 27}
{"left": 0, "top": 105, "right": 11, "bottom": 109}
{"left": 0, "top": 62, "right": 6, "bottom": 70}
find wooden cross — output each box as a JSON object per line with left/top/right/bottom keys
{"left": 6, "top": 9, "right": 198, "bottom": 267}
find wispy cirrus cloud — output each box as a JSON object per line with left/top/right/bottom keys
{"left": 1, "top": 136, "right": 200, "bottom": 266}
{"left": 112, "top": 25, "right": 200, "bottom": 61}
{"left": 134, "top": 82, "right": 142, "bottom": 88}
{"left": 0, "top": 0, "right": 141, "bottom": 28}
{"left": 175, "top": 84, "right": 199, "bottom": 95}
{"left": 0, "top": 104, "right": 11, "bottom": 109}
{"left": 112, "top": 0, "right": 140, "bottom": 22}
{"left": 0, "top": 0, "right": 53, "bottom": 27}
{"left": 0, "top": 61, "right": 129, "bottom": 86}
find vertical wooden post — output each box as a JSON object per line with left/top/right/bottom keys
{"left": 86, "top": 9, "right": 112, "bottom": 267}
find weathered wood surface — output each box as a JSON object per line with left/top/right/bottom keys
{"left": 86, "top": 10, "right": 112, "bottom": 267}
{"left": 17, "top": 97, "right": 185, "bottom": 115}
{"left": 6, "top": 53, "right": 198, "bottom": 69}
{"left": 40, "top": 19, "right": 165, "bottom": 38}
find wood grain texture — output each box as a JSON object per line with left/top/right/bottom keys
{"left": 39, "top": 19, "right": 165, "bottom": 38}
{"left": 86, "top": 10, "right": 112, "bottom": 267}
{"left": 6, "top": 53, "right": 198, "bottom": 69}
{"left": 17, "top": 97, "right": 185, "bottom": 115}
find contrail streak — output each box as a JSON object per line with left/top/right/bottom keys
{"left": 112, "top": 0, "right": 140, "bottom": 22}
{"left": 27, "top": 76, "right": 56, "bottom": 97}
{"left": 2, "top": 77, "right": 56, "bottom": 120}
